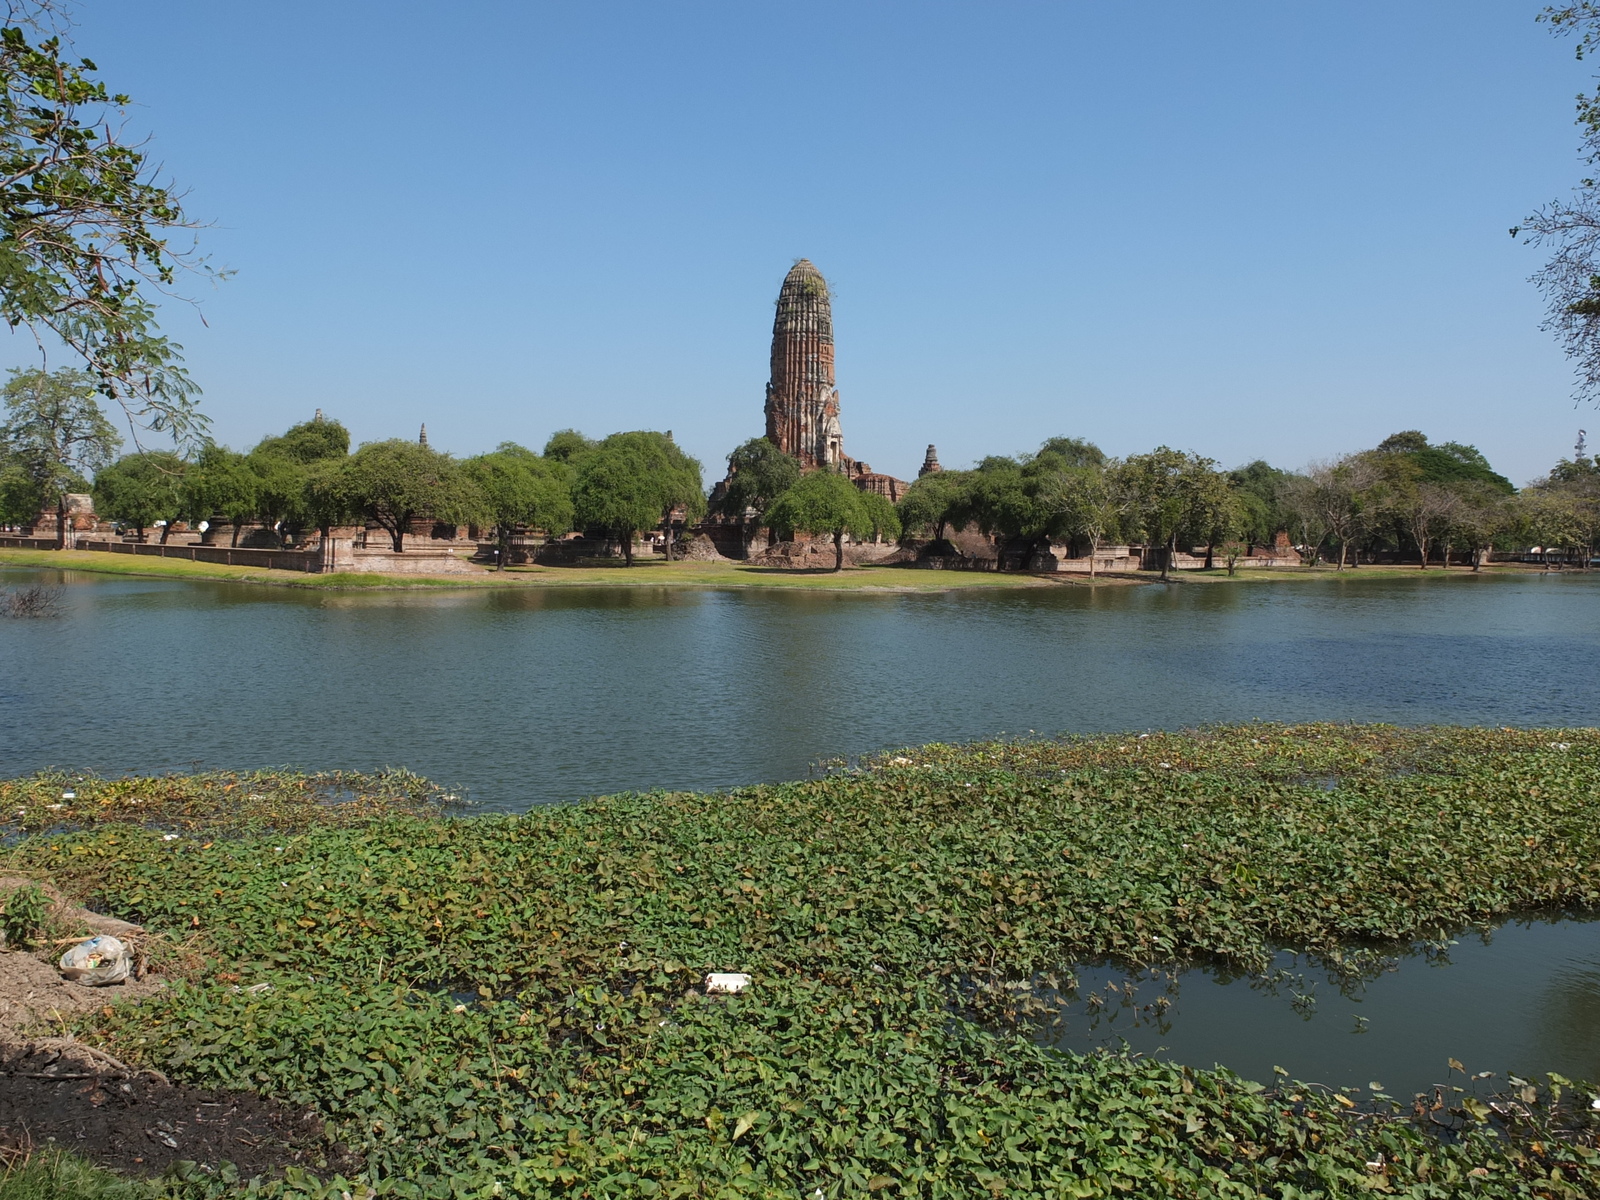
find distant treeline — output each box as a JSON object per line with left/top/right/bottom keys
{"left": 2, "top": 367, "right": 1595, "bottom": 570}
{"left": 888, "top": 431, "right": 1587, "bottom": 574}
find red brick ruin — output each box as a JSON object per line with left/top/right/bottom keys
{"left": 759, "top": 258, "right": 910, "bottom": 501}
{"left": 764, "top": 259, "right": 843, "bottom": 471}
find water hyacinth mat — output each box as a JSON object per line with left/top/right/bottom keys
{"left": 3, "top": 724, "right": 1600, "bottom": 1198}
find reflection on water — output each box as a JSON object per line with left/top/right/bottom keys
{"left": 1, "top": 569, "right": 1598, "bottom": 808}
{"left": 1050, "top": 917, "right": 1600, "bottom": 1095}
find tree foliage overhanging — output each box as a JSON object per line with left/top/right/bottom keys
{"left": 0, "top": 13, "right": 218, "bottom": 444}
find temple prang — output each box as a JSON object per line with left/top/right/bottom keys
{"left": 759, "top": 258, "right": 911, "bottom": 501}
{"left": 764, "top": 259, "right": 843, "bottom": 471}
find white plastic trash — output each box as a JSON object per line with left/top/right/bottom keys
{"left": 58, "top": 935, "right": 131, "bottom": 986}
{"left": 705, "top": 972, "right": 751, "bottom": 994}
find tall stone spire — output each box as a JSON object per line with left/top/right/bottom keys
{"left": 764, "top": 259, "right": 843, "bottom": 471}
{"left": 418, "top": 423, "right": 429, "bottom": 447}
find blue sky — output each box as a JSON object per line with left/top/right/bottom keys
{"left": 20, "top": 1, "right": 1597, "bottom": 485}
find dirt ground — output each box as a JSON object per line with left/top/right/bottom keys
{"left": 0, "top": 882, "right": 360, "bottom": 1180}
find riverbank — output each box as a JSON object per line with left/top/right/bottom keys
{"left": 2, "top": 725, "right": 1598, "bottom": 1197}
{"left": 0, "top": 545, "right": 1561, "bottom": 594}
{"left": 0, "top": 547, "right": 1071, "bottom": 592}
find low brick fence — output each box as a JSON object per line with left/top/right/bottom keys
{"left": 0, "top": 535, "right": 59, "bottom": 550}
{"left": 76, "top": 540, "right": 321, "bottom": 572}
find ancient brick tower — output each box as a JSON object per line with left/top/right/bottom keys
{"left": 764, "top": 259, "right": 844, "bottom": 470}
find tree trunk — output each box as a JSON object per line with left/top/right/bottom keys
{"left": 391, "top": 526, "right": 405, "bottom": 552}
{"left": 497, "top": 526, "right": 509, "bottom": 571}
{"left": 623, "top": 533, "right": 634, "bottom": 566}
{"left": 54, "top": 494, "right": 66, "bottom": 550}
{"left": 1418, "top": 535, "right": 1429, "bottom": 569}
{"left": 834, "top": 530, "right": 844, "bottom": 571}
{"left": 1443, "top": 543, "right": 1451, "bottom": 569}
{"left": 231, "top": 522, "right": 242, "bottom": 547}
{"left": 159, "top": 522, "right": 172, "bottom": 545}
{"left": 1088, "top": 535, "right": 1098, "bottom": 579}
{"left": 1204, "top": 541, "right": 1214, "bottom": 570}
{"left": 1160, "top": 534, "right": 1174, "bottom": 581}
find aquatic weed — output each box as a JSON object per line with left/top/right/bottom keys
{"left": 4, "top": 725, "right": 1600, "bottom": 1197}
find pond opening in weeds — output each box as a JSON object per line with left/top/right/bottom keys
{"left": 1044, "top": 915, "right": 1600, "bottom": 1099}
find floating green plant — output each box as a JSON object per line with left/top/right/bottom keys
{"left": 4, "top": 725, "right": 1599, "bottom": 1197}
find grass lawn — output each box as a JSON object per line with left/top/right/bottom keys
{"left": 1, "top": 546, "right": 1560, "bottom": 594}
{"left": 0, "top": 548, "right": 1068, "bottom": 592}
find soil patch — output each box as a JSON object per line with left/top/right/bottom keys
{"left": 0, "top": 1039, "right": 361, "bottom": 1179}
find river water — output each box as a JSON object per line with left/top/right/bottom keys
{"left": 1053, "top": 917, "right": 1600, "bottom": 1098}
{"left": 2, "top": 568, "right": 1598, "bottom": 806}
{"left": 3, "top": 566, "right": 1600, "bottom": 1092}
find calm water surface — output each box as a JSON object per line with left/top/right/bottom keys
{"left": 2, "top": 569, "right": 1597, "bottom": 807}
{"left": 1054, "top": 917, "right": 1600, "bottom": 1099}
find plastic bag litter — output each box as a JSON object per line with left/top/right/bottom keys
{"left": 58, "top": 935, "right": 131, "bottom": 986}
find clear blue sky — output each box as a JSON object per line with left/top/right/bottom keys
{"left": 20, "top": 1, "right": 1597, "bottom": 485}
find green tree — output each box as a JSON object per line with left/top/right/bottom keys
{"left": 1278, "top": 473, "right": 1328, "bottom": 565}
{"left": 1037, "top": 462, "right": 1120, "bottom": 576}
{"left": 0, "top": 431, "right": 40, "bottom": 526}
{"left": 1401, "top": 481, "right": 1459, "bottom": 569}
{"left": 0, "top": 453, "right": 40, "bottom": 527}
{"left": 301, "top": 457, "right": 358, "bottom": 541}
{"left": 180, "top": 445, "right": 258, "bottom": 545}
{"left": 763, "top": 468, "right": 879, "bottom": 570}
{"left": 92, "top": 450, "right": 184, "bottom": 541}
{"left": 1189, "top": 467, "right": 1245, "bottom": 570}
{"left": 896, "top": 469, "right": 973, "bottom": 545}
{"left": 1374, "top": 431, "right": 1515, "bottom": 494}
{"left": 341, "top": 439, "right": 473, "bottom": 552}
{"left": 1443, "top": 481, "right": 1512, "bottom": 570}
{"left": 858, "top": 490, "right": 902, "bottom": 546}
{"left": 716, "top": 436, "right": 800, "bottom": 552}
{"left": 463, "top": 443, "right": 574, "bottom": 570}
{"left": 1034, "top": 437, "right": 1106, "bottom": 469}
{"left": 1228, "top": 460, "right": 1292, "bottom": 550}
{"left": 1304, "top": 454, "right": 1384, "bottom": 570}
{"left": 1114, "top": 447, "right": 1219, "bottom": 580}
{"left": 253, "top": 415, "right": 350, "bottom": 465}
{"left": 962, "top": 439, "right": 1110, "bottom": 569}
{"left": 0, "top": 19, "right": 218, "bottom": 443}
{"left": 962, "top": 456, "right": 1036, "bottom": 569}
{"left": 571, "top": 432, "right": 704, "bottom": 566}
{"left": 543, "top": 429, "right": 596, "bottom": 465}
{"left": 243, "top": 416, "right": 351, "bottom": 541}
{"left": 1519, "top": 451, "right": 1600, "bottom": 565}
{"left": 0, "top": 365, "right": 118, "bottom": 546}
